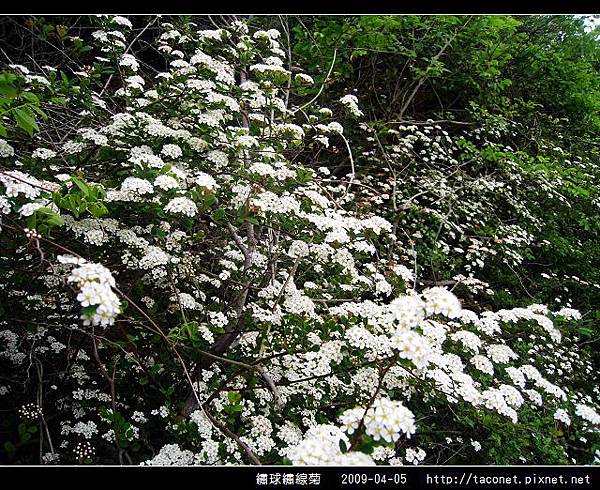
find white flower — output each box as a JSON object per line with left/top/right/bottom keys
{"left": 160, "top": 144, "right": 182, "bottom": 159}
{"left": 555, "top": 307, "right": 582, "bottom": 320}
{"left": 235, "top": 134, "right": 259, "bottom": 148}
{"left": 295, "top": 73, "right": 314, "bottom": 85}
{"left": 554, "top": 408, "right": 571, "bottom": 426}
{"left": 287, "top": 424, "right": 349, "bottom": 465}
{"left": 32, "top": 148, "right": 57, "bottom": 160}
{"left": 154, "top": 175, "right": 179, "bottom": 191}
{"left": 331, "top": 452, "right": 376, "bottom": 465}
{"left": 339, "top": 94, "right": 364, "bottom": 117}
{"left": 164, "top": 196, "right": 197, "bottom": 217}
{"left": 172, "top": 292, "right": 202, "bottom": 311}
{"left": 327, "top": 122, "right": 344, "bottom": 134}
{"left": 340, "top": 398, "right": 416, "bottom": 443}
{"left": 286, "top": 424, "right": 376, "bottom": 466}
{"left": 471, "top": 440, "right": 482, "bottom": 452}
{"left": 486, "top": 344, "right": 518, "bottom": 364}
{"left": 9, "top": 64, "right": 29, "bottom": 74}
{"left": 389, "top": 295, "right": 426, "bottom": 328}
{"left": 288, "top": 240, "right": 310, "bottom": 259}
{"left": 575, "top": 404, "right": 600, "bottom": 425}
{"left": 195, "top": 172, "right": 218, "bottom": 191}
{"left": 470, "top": 355, "right": 494, "bottom": 375}
{"left": 422, "top": 287, "right": 462, "bottom": 318}
{"left": 405, "top": 447, "right": 426, "bottom": 465}
{"left": 58, "top": 255, "right": 121, "bottom": 327}
{"left": 0, "top": 196, "right": 11, "bottom": 214}
{"left": 249, "top": 63, "right": 289, "bottom": 77}
{"left": 390, "top": 329, "right": 432, "bottom": 369}
{"left": 125, "top": 75, "right": 145, "bottom": 90}
{"left": 121, "top": 177, "right": 154, "bottom": 195}
{"left": 112, "top": 16, "right": 133, "bottom": 29}
{"left": 451, "top": 330, "right": 482, "bottom": 353}
{"left": 120, "top": 54, "right": 139, "bottom": 71}
{"left": 393, "top": 264, "right": 414, "bottom": 283}
{"left": 0, "top": 139, "right": 15, "bottom": 157}
{"left": 18, "top": 202, "right": 46, "bottom": 217}
{"left": 480, "top": 388, "right": 518, "bottom": 422}
{"left": 142, "top": 444, "right": 200, "bottom": 466}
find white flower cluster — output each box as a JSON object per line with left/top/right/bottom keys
{"left": 19, "top": 201, "right": 47, "bottom": 217}
{"left": 486, "top": 344, "right": 518, "bottom": 364}
{"left": 287, "top": 425, "right": 375, "bottom": 465}
{"left": 164, "top": 196, "right": 197, "bottom": 217}
{"left": 73, "top": 441, "right": 94, "bottom": 461}
{"left": 556, "top": 307, "right": 582, "bottom": 320}
{"left": 173, "top": 292, "right": 202, "bottom": 311}
{"left": 468, "top": 354, "right": 493, "bottom": 376}
{"left": 195, "top": 172, "right": 218, "bottom": 191}
{"left": 390, "top": 329, "right": 432, "bottom": 368}
{"left": 339, "top": 94, "right": 364, "bottom": 117}
{"left": 575, "top": 404, "right": 600, "bottom": 425}
{"left": 121, "top": 177, "right": 154, "bottom": 195}
{"left": 112, "top": 15, "right": 133, "bottom": 29}
{"left": 554, "top": 408, "right": 571, "bottom": 426}
{"left": 295, "top": 73, "right": 314, "bottom": 85}
{"left": 340, "top": 398, "right": 416, "bottom": 442}
{"left": 120, "top": 53, "right": 139, "bottom": 71}
{"left": 422, "top": 287, "right": 462, "bottom": 318}
{"left": 154, "top": 174, "right": 179, "bottom": 191}
{"left": 480, "top": 387, "right": 519, "bottom": 423}
{"left": 19, "top": 402, "right": 43, "bottom": 419}
{"left": 393, "top": 264, "right": 415, "bottom": 283}
{"left": 141, "top": 444, "right": 201, "bottom": 465}
{"left": 161, "top": 143, "right": 182, "bottom": 159}
{"left": 404, "top": 447, "right": 426, "bottom": 465}
{"left": 0, "top": 138, "right": 15, "bottom": 157}
{"left": 451, "top": 330, "right": 482, "bottom": 353}
{"left": 0, "top": 169, "right": 48, "bottom": 198}
{"left": 32, "top": 148, "right": 57, "bottom": 160}
{"left": 58, "top": 255, "right": 121, "bottom": 327}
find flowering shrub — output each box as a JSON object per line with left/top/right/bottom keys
{"left": 0, "top": 16, "right": 598, "bottom": 465}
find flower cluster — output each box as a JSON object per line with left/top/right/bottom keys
{"left": 19, "top": 403, "right": 43, "bottom": 419}
{"left": 286, "top": 425, "right": 375, "bottom": 465}
{"left": 58, "top": 255, "right": 121, "bottom": 326}
{"left": 340, "top": 398, "right": 416, "bottom": 442}
{"left": 164, "top": 197, "right": 198, "bottom": 217}
{"left": 339, "top": 94, "right": 364, "bottom": 117}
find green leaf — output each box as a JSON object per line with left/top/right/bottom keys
{"left": 227, "top": 391, "right": 241, "bottom": 404}
{"left": 22, "top": 92, "right": 39, "bottom": 104}
{"left": 214, "top": 208, "right": 226, "bottom": 221}
{"left": 0, "top": 74, "right": 18, "bottom": 98}
{"left": 13, "top": 107, "right": 39, "bottom": 136}
{"left": 35, "top": 207, "right": 64, "bottom": 228}
{"left": 3, "top": 441, "right": 16, "bottom": 455}
{"left": 88, "top": 202, "right": 108, "bottom": 218}
{"left": 71, "top": 176, "right": 91, "bottom": 196}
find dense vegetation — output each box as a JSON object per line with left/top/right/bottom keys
{"left": 0, "top": 15, "right": 598, "bottom": 465}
